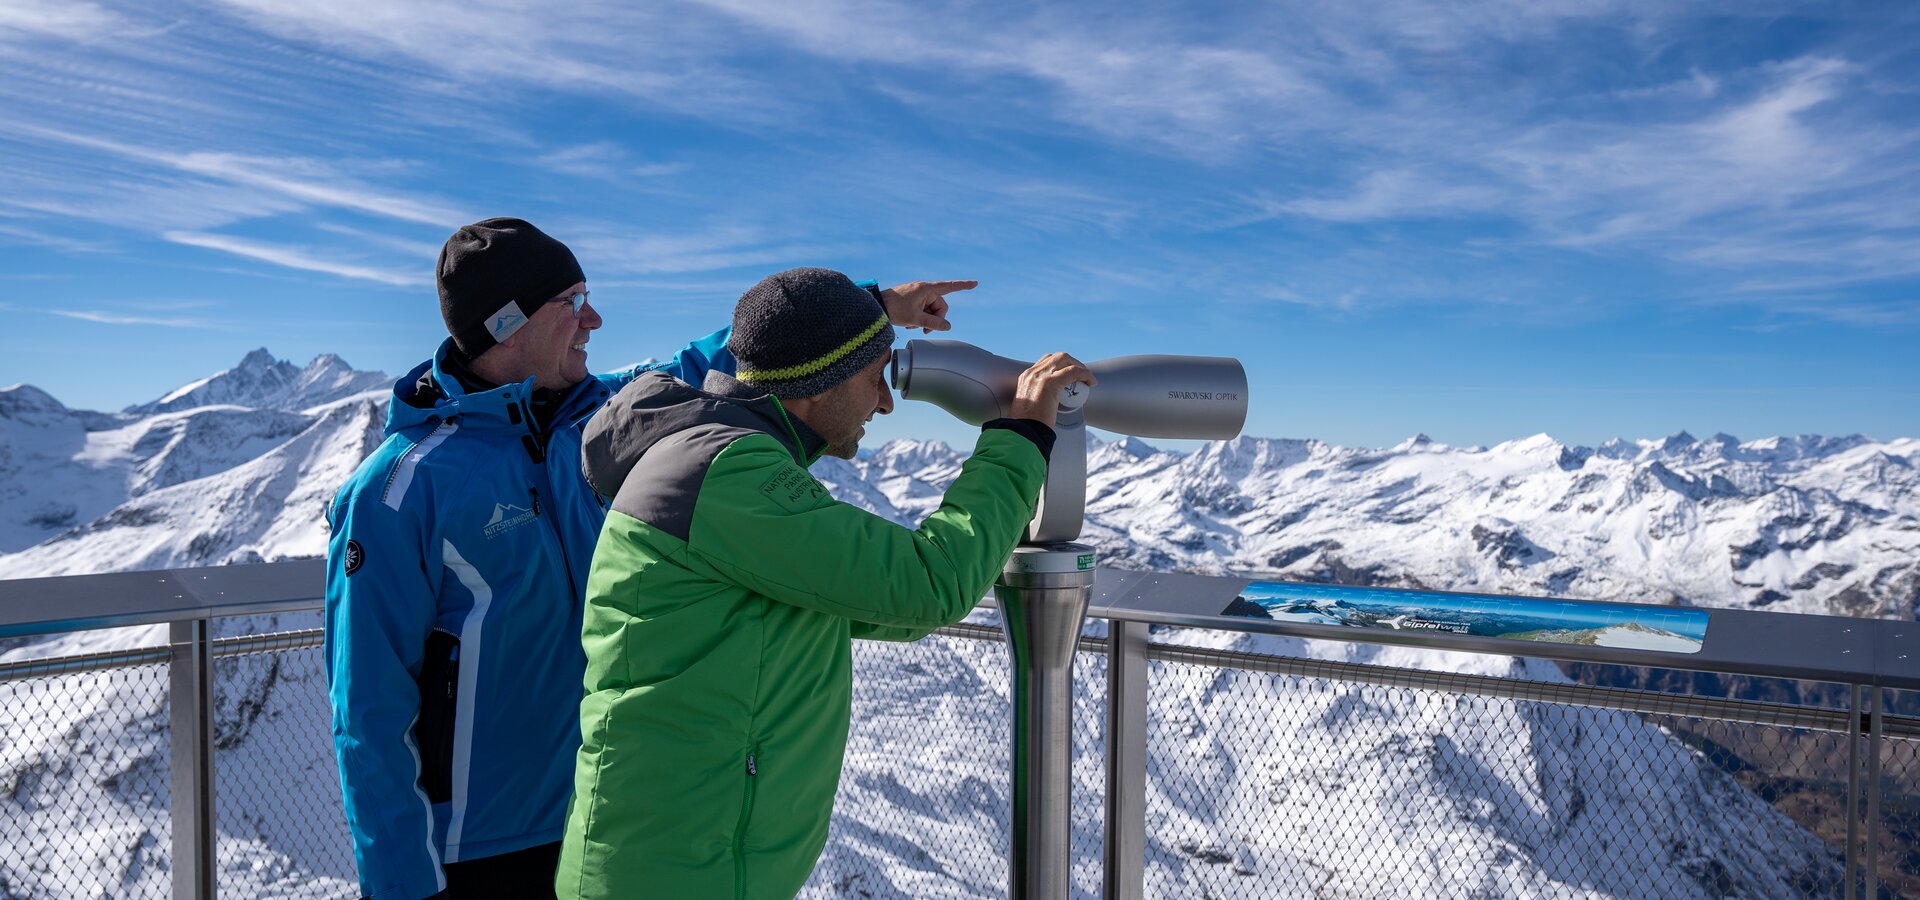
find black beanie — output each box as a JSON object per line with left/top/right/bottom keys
{"left": 436, "top": 217, "right": 585, "bottom": 357}
{"left": 729, "top": 268, "right": 895, "bottom": 398}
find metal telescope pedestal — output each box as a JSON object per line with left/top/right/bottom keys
{"left": 995, "top": 542, "right": 1098, "bottom": 900}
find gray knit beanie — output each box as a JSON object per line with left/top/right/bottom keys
{"left": 437, "top": 217, "right": 585, "bottom": 357}
{"left": 729, "top": 268, "right": 894, "bottom": 398}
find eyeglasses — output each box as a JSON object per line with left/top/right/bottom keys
{"left": 552, "top": 290, "right": 590, "bottom": 313}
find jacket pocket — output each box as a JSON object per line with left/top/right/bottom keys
{"left": 733, "top": 746, "right": 759, "bottom": 900}
{"left": 415, "top": 628, "right": 460, "bottom": 804}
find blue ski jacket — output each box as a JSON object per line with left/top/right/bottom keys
{"left": 324, "top": 329, "right": 733, "bottom": 900}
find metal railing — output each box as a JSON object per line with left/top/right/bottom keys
{"left": 3, "top": 561, "right": 1917, "bottom": 898}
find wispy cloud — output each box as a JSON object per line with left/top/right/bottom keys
{"left": 1276, "top": 170, "right": 1508, "bottom": 223}
{"left": 164, "top": 231, "right": 424, "bottom": 286}
{"left": 0, "top": 0, "right": 119, "bottom": 40}
{"left": 0, "top": 221, "right": 114, "bottom": 254}
{"left": 569, "top": 225, "right": 839, "bottom": 277}
{"left": 312, "top": 222, "right": 444, "bottom": 260}
{"left": 170, "top": 152, "right": 465, "bottom": 226}
{"left": 48, "top": 309, "right": 222, "bottom": 328}
{"left": 207, "top": 0, "right": 778, "bottom": 121}
{"left": 687, "top": 0, "right": 1326, "bottom": 155}
{"left": 5, "top": 125, "right": 467, "bottom": 228}
{"left": 537, "top": 142, "right": 688, "bottom": 180}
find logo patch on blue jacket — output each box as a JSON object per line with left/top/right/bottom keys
{"left": 484, "top": 502, "right": 538, "bottom": 539}
{"left": 343, "top": 540, "right": 364, "bottom": 575}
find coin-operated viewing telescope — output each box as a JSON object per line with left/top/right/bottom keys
{"left": 891, "top": 340, "right": 1249, "bottom": 542}
{"left": 893, "top": 339, "right": 1250, "bottom": 900}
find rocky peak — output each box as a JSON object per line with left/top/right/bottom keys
{"left": 1655, "top": 431, "right": 1698, "bottom": 455}
{"left": 127, "top": 349, "right": 388, "bottom": 415}
{"left": 0, "top": 384, "right": 68, "bottom": 419}
{"left": 237, "top": 347, "right": 279, "bottom": 370}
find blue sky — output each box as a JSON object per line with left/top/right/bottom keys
{"left": 1, "top": 0, "right": 1916, "bottom": 450}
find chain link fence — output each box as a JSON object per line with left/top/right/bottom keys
{"left": 210, "top": 636, "right": 356, "bottom": 898}
{"left": 5, "top": 621, "right": 1917, "bottom": 899}
{"left": 800, "top": 628, "right": 1109, "bottom": 900}
{"left": 0, "top": 661, "right": 174, "bottom": 899}
{"left": 1139, "top": 657, "right": 1908, "bottom": 899}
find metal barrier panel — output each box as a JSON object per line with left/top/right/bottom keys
{"left": 801, "top": 630, "right": 1111, "bottom": 900}
{"left": 9, "top": 601, "right": 1917, "bottom": 899}
{"left": 1141, "top": 657, "right": 1856, "bottom": 899}
{"left": 0, "top": 660, "right": 174, "bottom": 898}
{"left": 805, "top": 631, "right": 1013, "bottom": 898}
{"left": 1071, "top": 649, "right": 1108, "bottom": 899}
{"left": 1878, "top": 734, "right": 1920, "bottom": 898}
{"left": 209, "top": 621, "right": 356, "bottom": 898}
{"left": 1651, "top": 710, "right": 1918, "bottom": 899}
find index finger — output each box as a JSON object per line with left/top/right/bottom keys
{"left": 923, "top": 280, "right": 978, "bottom": 296}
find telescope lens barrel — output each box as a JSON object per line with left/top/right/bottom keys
{"left": 894, "top": 340, "right": 1248, "bottom": 440}
{"left": 1082, "top": 355, "right": 1248, "bottom": 439}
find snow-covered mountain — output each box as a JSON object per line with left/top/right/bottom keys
{"left": 3, "top": 351, "right": 1914, "bottom": 897}
{"left": 831, "top": 430, "right": 1920, "bottom": 621}
{"left": 0, "top": 352, "right": 390, "bottom": 560}
{"left": 125, "top": 348, "right": 391, "bottom": 416}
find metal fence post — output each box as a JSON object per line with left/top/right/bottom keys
{"left": 1104, "top": 620, "right": 1148, "bottom": 900}
{"left": 1846, "top": 683, "right": 1862, "bottom": 900}
{"left": 169, "top": 618, "right": 216, "bottom": 900}
{"left": 1867, "top": 686, "right": 1882, "bottom": 899}
{"left": 995, "top": 544, "right": 1097, "bottom": 900}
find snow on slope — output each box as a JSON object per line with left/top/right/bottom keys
{"left": 1066, "top": 431, "right": 1920, "bottom": 619}
{"left": 3, "top": 352, "right": 1911, "bottom": 897}
{"left": 836, "top": 429, "right": 1920, "bottom": 622}
{"left": 0, "top": 350, "right": 387, "bottom": 554}
{"left": 0, "top": 399, "right": 383, "bottom": 581}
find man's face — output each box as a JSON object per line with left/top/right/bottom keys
{"left": 515, "top": 281, "right": 600, "bottom": 390}
{"left": 810, "top": 352, "right": 895, "bottom": 459}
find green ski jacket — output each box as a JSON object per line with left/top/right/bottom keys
{"left": 556, "top": 370, "right": 1049, "bottom": 900}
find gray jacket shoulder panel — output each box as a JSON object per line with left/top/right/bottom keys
{"left": 588, "top": 370, "right": 837, "bottom": 541}
{"left": 581, "top": 372, "right": 713, "bottom": 499}
{"left": 609, "top": 421, "right": 759, "bottom": 542}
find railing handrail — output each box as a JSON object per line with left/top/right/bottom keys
{"left": 9, "top": 619, "right": 1918, "bottom": 741}
{"left": 1090, "top": 567, "right": 1920, "bottom": 689}
{"left": 4, "top": 560, "right": 1915, "bottom": 688}
{"left": 0, "top": 558, "right": 327, "bottom": 639}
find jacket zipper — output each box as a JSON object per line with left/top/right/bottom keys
{"left": 524, "top": 387, "right": 608, "bottom": 601}
{"left": 734, "top": 748, "right": 758, "bottom": 900}
{"left": 540, "top": 461, "right": 587, "bottom": 602}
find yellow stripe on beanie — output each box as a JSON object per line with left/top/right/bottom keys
{"left": 736, "top": 313, "right": 890, "bottom": 383}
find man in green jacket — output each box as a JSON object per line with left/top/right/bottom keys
{"left": 556, "top": 267, "right": 1092, "bottom": 899}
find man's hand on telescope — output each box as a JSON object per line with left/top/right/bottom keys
{"left": 1010, "top": 353, "right": 1097, "bottom": 430}
{"left": 881, "top": 280, "right": 976, "bottom": 333}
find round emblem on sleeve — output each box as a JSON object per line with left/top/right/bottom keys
{"left": 344, "top": 540, "right": 365, "bottom": 576}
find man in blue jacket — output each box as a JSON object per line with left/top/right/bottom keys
{"left": 324, "top": 217, "right": 972, "bottom": 899}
